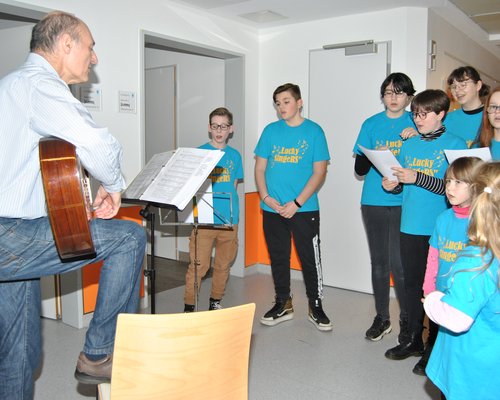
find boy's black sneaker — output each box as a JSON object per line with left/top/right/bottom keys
{"left": 385, "top": 333, "right": 424, "bottom": 360}
{"left": 365, "top": 315, "right": 392, "bottom": 341}
{"left": 308, "top": 299, "right": 332, "bottom": 331}
{"left": 209, "top": 298, "right": 223, "bottom": 311}
{"left": 260, "top": 296, "right": 294, "bottom": 326}
{"left": 184, "top": 304, "right": 195, "bottom": 313}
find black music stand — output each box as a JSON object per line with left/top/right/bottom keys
{"left": 121, "top": 148, "right": 225, "bottom": 314}
{"left": 121, "top": 201, "right": 171, "bottom": 314}
{"left": 160, "top": 190, "right": 233, "bottom": 312}
{"left": 139, "top": 204, "right": 156, "bottom": 314}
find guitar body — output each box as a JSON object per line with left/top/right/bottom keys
{"left": 39, "top": 137, "right": 96, "bottom": 261}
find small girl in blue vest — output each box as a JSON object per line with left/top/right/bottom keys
{"left": 424, "top": 161, "right": 500, "bottom": 400}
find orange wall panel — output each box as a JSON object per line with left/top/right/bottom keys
{"left": 245, "top": 192, "right": 301, "bottom": 270}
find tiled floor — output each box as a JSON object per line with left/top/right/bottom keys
{"left": 34, "top": 262, "right": 441, "bottom": 399}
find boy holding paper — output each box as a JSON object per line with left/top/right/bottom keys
{"left": 183, "top": 107, "right": 243, "bottom": 312}
{"left": 353, "top": 73, "right": 415, "bottom": 343}
{"left": 382, "top": 89, "right": 466, "bottom": 374}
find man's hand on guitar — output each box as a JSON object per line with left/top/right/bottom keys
{"left": 93, "top": 185, "right": 122, "bottom": 219}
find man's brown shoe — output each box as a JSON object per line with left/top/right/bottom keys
{"left": 74, "top": 352, "right": 112, "bottom": 384}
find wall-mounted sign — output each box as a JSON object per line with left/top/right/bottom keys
{"left": 80, "top": 85, "right": 102, "bottom": 110}
{"left": 119, "top": 91, "right": 136, "bottom": 113}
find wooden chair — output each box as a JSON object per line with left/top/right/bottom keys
{"left": 97, "top": 303, "right": 255, "bottom": 400}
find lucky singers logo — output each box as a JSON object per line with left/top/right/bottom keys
{"left": 270, "top": 140, "right": 308, "bottom": 167}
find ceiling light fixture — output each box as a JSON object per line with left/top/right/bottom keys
{"left": 239, "top": 10, "right": 287, "bottom": 24}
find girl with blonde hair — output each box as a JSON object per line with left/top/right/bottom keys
{"left": 424, "top": 161, "right": 499, "bottom": 400}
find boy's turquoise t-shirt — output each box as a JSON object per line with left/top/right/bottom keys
{"left": 353, "top": 111, "right": 414, "bottom": 206}
{"left": 254, "top": 118, "right": 330, "bottom": 213}
{"left": 426, "top": 247, "right": 500, "bottom": 400}
{"left": 444, "top": 108, "right": 483, "bottom": 148}
{"left": 429, "top": 208, "right": 469, "bottom": 291}
{"left": 200, "top": 143, "right": 243, "bottom": 225}
{"left": 398, "top": 132, "right": 466, "bottom": 235}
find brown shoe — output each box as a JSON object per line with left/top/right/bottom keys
{"left": 74, "top": 352, "right": 112, "bottom": 384}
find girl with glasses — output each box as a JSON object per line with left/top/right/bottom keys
{"left": 475, "top": 86, "right": 500, "bottom": 160}
{"left": 446, "top": 66, "right": 490, "bottom": 148}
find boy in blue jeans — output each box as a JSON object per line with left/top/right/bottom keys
{"left": 254, "top": 83, "right": 332, "bottom": 331}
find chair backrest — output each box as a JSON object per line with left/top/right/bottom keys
{"left": 106, "top": 303, "right": 255, "bottom": 400}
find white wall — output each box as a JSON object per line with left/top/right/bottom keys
{"left": 145, "top": 48, "right": 225, "bottom": 148}
{"left": 427, "top": 10, "right": 500, "bottom": 90}
{"left": 14, "top": 0, "right": 260, "bottom": 187}
{"left": 258, "top": 8, "right": 429, "bottom": 124}
{"left": 0, "top": 23, "right": 33, "bottom": 77}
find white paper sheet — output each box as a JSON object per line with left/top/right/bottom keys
{"left": 358, "top": 145, "right": 402, "bottom": 179}
{"left": 123, "top": 152, "right": 174, "bottom": 200}
{"left": 177, "top": 179, "right": 214, "bottom": 224}
{"left": 123, "top": 148, "right": 223, "bottom": 210}
{"left": 444, "top": 147, "right": 492, "bottom": 164}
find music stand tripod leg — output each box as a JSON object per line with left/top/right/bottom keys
{"left": 193, "top": 223, "right": 199, "bottom": 311}
{"left": 140, "top": 204, "right": 156, "bottom": 314}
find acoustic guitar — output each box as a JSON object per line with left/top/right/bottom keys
{"left": 39, "top": 137, "right": 96, "bottom": 261}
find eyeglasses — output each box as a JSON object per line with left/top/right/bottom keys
{"left": 449, "top": 80, "right": 474, "bottom": 92}
{"left": 383, "top": 91, "right": 406, "bottom": 98}
{"left": 486, "top": 105, "right": 500, "bottom": 114}
{"left": 210, "top": 123, "right": 231, "bottom": 131}
{"left": 412, "top": 111, "right": 429, "bottom": 120}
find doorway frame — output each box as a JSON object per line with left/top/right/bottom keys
{"left": 140, "top": 30, "right": 246, "bottom": 277}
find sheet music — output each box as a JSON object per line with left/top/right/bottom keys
{"left": 444, "top": 147, "right": 492, "bottom": 164}
{"left": 358, "top": 145, "right": 402, "bottom": 179}
{"left": 124, "top": 148, "right": 223, "bottom": 211}
{"left": 123, "top": 152, "right": 174, "bottom": 200}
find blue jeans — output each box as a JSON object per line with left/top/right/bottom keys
{"left": 0, "top": 217, "right": 146, "bottom": 399}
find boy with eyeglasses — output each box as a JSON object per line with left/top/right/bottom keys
{"left": 183, "top": 107, "right": 243, "bottom": 312}
{"left": 381, "top": 89, "right": 466, "bottom": 375}
{"left": 255, "top": 83, "right": 332, "bottom": 331}
{"left": 353, "top": 72, "right": 415, "bottom": 344}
